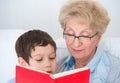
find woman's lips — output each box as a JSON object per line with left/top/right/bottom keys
{"left": 72, "top": 49, "right": 83, "bottom": 52}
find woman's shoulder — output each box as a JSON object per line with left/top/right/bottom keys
{"left": 107, "top": 54, "right": 120, "bottom": 83}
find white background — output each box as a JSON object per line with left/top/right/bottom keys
{"left": 0, "top": 0, "right": 120, "bottom": 82}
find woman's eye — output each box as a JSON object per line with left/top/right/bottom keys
{"left": 66, "top": 31, "right": 74, "bottom": 35}
{"left": 81, "top": 33, "right": 89, "bottom": 36}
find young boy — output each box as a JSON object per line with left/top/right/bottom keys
{"left": 7, "top": 29, "right": 56, "bottom": 83}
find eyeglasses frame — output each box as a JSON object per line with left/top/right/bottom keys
{"left": 63, "top": 32, "right": 98, "bottom": 40}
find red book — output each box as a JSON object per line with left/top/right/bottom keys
{"left": 16, "top": 65, "right": 90, "bottom": 83}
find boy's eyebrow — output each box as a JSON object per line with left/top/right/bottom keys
{"left": 30, "top": 53, "right": 42, "bottom": 59}
{"left": 32, "top": 51, "right": 56, "bottom": 57}
{"left": 49, "top": 51, "right": 56, "bottom": 56}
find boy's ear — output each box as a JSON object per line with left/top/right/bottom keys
{"left": 18, "top": 57, "right": 28, "bottom": 66}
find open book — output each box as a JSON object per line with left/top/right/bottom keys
{"left": 16, "top": 65, "right": 90, "bottom": 83}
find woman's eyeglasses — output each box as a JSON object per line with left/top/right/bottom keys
{"left": 63, "top": 32, "right": 98, "bottom": 43}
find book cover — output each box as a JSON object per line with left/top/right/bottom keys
{"left": 16, "top": 65, "right": 90, "bottom": 83}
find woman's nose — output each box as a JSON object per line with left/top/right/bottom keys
{"left": 72, "top": 38, "right": 82, "bottom": 47}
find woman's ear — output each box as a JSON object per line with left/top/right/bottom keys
{"left": 96, "top": 35, "right": 102, "bottom": 44}
{"left": 98, "top": 35, "right": 102, "bottom": 42}
{"left": 18, "top": 57, "right": 28, "bottom": 66}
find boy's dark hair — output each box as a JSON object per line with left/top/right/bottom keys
{"left": 15, "top": 29, "right": 56, "bottom": 64}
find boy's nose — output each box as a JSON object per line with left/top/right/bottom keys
{"left": 44, "top": 59, "right": 51, "bottom": 68}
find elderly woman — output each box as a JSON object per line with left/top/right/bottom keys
{"left": 56, "top": 0, "right": 120, "bottom": 83}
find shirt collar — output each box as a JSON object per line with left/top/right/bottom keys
{"left": 65, "top": 46, "right": 104, "bottom": 72}
{"left": 65, "top": 56, "right": 74, "bottom": 70}
{"left": 86, "top": 46, "right": 103, "bottom": 72}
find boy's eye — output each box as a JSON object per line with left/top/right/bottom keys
{"left": 50, "top": 57, "right": 55, "bottom": 60}
{"left": 49, "top": 55, "right": 56, "bottom": 60}
{"left": 36, "top": 58, "right": 42, "bottom": 62}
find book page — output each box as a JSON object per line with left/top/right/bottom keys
{"left": 52, "top": 67, "right": 89, "bottom": 79}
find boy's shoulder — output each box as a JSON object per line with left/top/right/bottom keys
{"left": 6, "top": 78, "right": 15, "bottom": 83}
